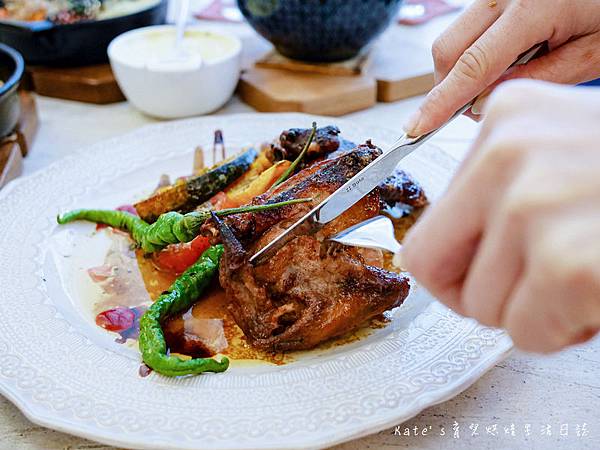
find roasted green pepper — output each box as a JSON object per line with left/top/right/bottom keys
{"left": 57, "top": 197, "right": 311, "bottom": 253}
{"left": 138, "top": 245, "right": 228, "bottom": 376}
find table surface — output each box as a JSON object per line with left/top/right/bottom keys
{"left": 1, "top": 3, "right": 599, "bottom": 449}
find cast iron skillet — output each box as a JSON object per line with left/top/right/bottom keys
{"left": 0, "top": 0, "right": 167, "bottom": 67}
{"left": 0, "top": 43, "right": 24, "bottom": 138}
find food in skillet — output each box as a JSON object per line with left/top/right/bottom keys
{"left": 57, "top": 123, "right": 428, "bottom": 376}
{"left": 0, "top": 0, "right": 159, "bottom": 24}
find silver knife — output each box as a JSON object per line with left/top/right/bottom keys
{"left": 250, "top": 44, "right": 544, "bottom": 265}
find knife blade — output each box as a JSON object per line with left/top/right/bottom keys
{"left": 249, "top": 43, "right": 545, "bottom": 266}
{"left": 248, "top": 133, "right": 431, "bottom": 265}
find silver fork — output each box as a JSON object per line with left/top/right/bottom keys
{"left": 328, "top": 215, "right": 403, "bottom": 267}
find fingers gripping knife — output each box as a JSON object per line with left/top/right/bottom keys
{"left": 250, "top": 44, "right": 545, "bottom": 266}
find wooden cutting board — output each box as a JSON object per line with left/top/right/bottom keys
{"left": 370, "top": 39, "right": 435, "bottom": 102}
{"left": 0, "top": 91, "right": 39, "bottom": 189}
{"left": 239, "top": 30, "right": 434, "bottom": 116}
{"left": 26, "top": 64, "right": 125, "bottom": 104}
{"left": 0, "top": 138, "right": 22, "bottom": 188}
{"left": 239, "top": 69, "right": 378, "bottom": 116}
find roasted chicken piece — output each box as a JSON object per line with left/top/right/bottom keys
{"left": 212, "top": 143, "right": 410, "bottom": 352}
{"left": 269, "top": 125, "right": 341, "bottom": 162}
{"left": 379, "top": 169, "right": 428, "bottom": 208}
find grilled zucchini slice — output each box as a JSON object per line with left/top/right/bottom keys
{"left": 135, "top": 147, "right": 258, "bottom": 222}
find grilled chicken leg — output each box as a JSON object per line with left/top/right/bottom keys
{"left": 214, "top": 143, "right": 410, "bottom": 352}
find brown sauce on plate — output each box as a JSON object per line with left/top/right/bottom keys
{"left": 93, "top": 209, "right": 422, "bottom": 365}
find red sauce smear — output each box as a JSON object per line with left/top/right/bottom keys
{"left": 95, "top": 305, "right": 147, "bottom": 343}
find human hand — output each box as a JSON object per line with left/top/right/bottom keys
{"left": 402, "top": 80, "right": 600, "bottom": 353}
{"left": 404, "top": 0, "right": 600, "bottom": 136}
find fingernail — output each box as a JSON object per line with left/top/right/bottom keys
{"left": 471, "top": 89, "right": 491, "bottom": 115}
{"left": 470, "top": 97, "right": 484, "bottom": 115}
{"left": 403, "top": 109, "right": 422, "bottom": 136}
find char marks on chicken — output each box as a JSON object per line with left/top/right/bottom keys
{"left": 269, "top": 125, "right": 341, "bottom": 162}
{"left": 213, "top": 142, "right": 410, "bottom": 352}
{"left": 379, "top": 169, "right": 428, "bottom": 209}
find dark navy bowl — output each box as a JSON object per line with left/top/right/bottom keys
{"left": 237, "top": 0, "right": 404, "bottom": 62}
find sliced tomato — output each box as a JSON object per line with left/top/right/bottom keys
{"left": 152, "top": 235, "right": 211, "bottom": 274}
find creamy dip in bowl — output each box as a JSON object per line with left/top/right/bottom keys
{"left": 108, "top": 25, "right": 242, "bottom": 119}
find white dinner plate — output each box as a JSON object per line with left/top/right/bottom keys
{"left": 0, "top": 113, "right": 512, "bottom": 449}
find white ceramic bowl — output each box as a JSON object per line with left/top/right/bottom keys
{"left": 108, "top": 25, "right": 241, "bottom": 119}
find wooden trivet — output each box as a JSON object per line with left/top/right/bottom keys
{"left": 0, "top": 91, "right": 40, "bottom": 189}
{"left": 26, "top": 64, "right": 125, "bottom": 104}
{"left": 239, "top": 27, "right": 434, "bottom": 115}
{"left": 0, "top": 137, "right": 23, "bottom": 189}
{"left": 239, "top": 69, "right": 377, "bottom": 116}
{"left": 369, "top": 38, "right": 434, "bottom": 102}
{"left": 256, "top": 49, "right": 371, "bottom": 77}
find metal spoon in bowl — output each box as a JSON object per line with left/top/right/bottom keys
{"left": 146, "top": 0, "right": 203, "bottom": 72}
{"left": 328, "top": 215, "right": 403, "bottom": 268}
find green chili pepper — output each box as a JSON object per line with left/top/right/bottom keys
{"left": 57, "top": 197, "right": 312, "bottom": 253}
{"left": 270, "top": 121, "right": 317, "bottom": 189}
{"left": 138, "top": 244, "right": 228, "bottom": 376}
